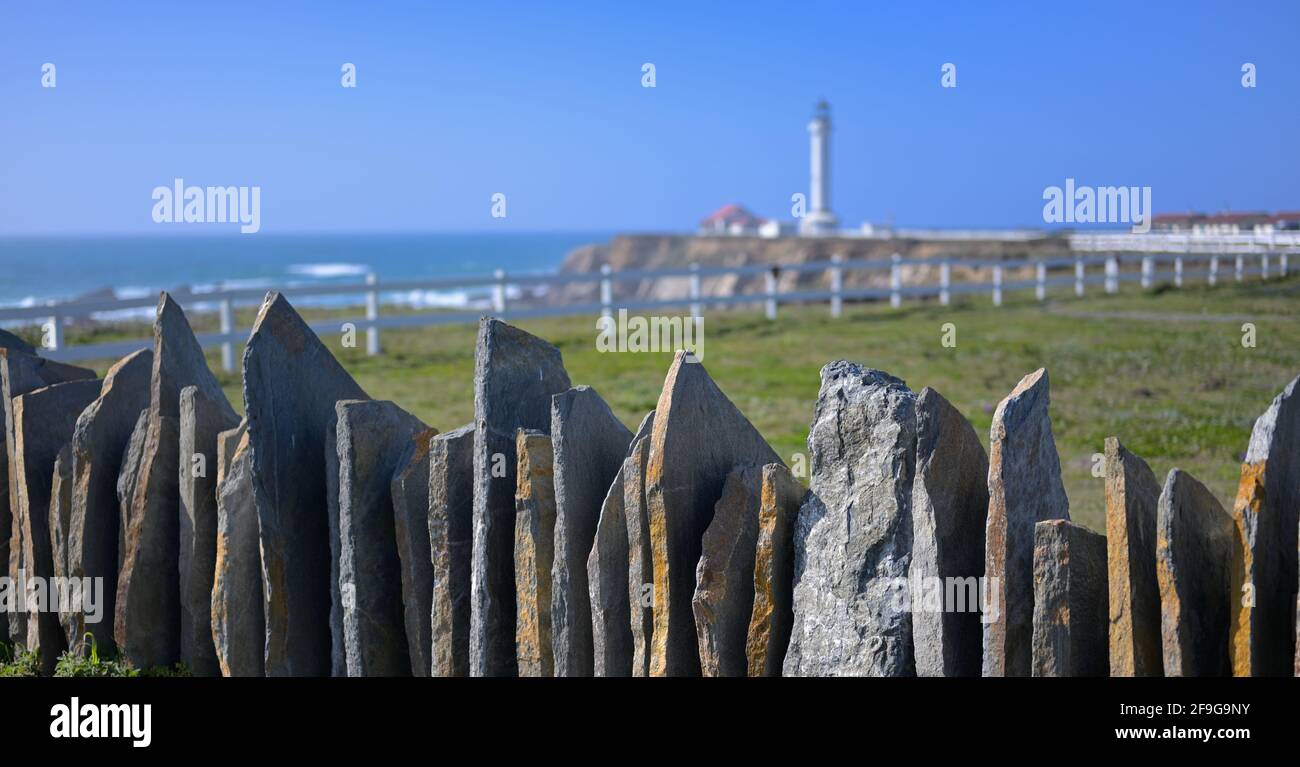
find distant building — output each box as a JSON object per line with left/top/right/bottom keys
{"left": 699, "top": 203, "right": 766, "bottom": 236}
{"left": 1153, "top": 210, "right": 1295, "bottom": 235}
{"left": 800, "top": 100, "right": 839, "bottom": 235}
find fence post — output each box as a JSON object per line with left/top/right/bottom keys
{"left": 599, "top": 264, "right": 613, "bottom": 319}
{"left": 1035, "top": 261, "right": 1046, "bottom": 301}
{"left": 1209, "top": 255, "right": 1218, "bottom": 286}
{"left": 1235, "top": 254, "right": 1244, "bottom": 283}
{"left": 764, "top": 266, "right": 778, "bottom": 320}
{"left": 1261, "top": 252, "right": 1269, "bottom": 280}
{"left": 1074, "top": 257, "right": 1085, "bottom": 297}
{"left": 940, "top": 260, "right": 951, "bottom": 306}
{"left": 1281, "top": 252, "right": 1289, "bottom": 278}
{"left": 1105, "top": 255, "right": 1118, "bottom": 294}
{"left": 219, "top": 297, "right": 234, "bottom": 373}
{"left": 493, "top": 268, "right": 507, "bottom": 314}
{"left": 1174, "top": 256, "right": 1183, "bottom": 288}
{"left": 829, "top": 254, "right": 843, "bottom": 318}
{"left": 365, "top": 272, "right": 380, "bottom": 356}
{"left": 992, "top": 264, "right": 1003, "bottom": 306}
{"left": 689, "top": 263, "right": 702, "bottom": 318}
{"left": 44, "top": 310, "right": 63, "bottom": 352}
{"left": 1141, "top": 256, "right": 1152, "bottom": 289}
{"left": 890, "top": 253, "right": 902, "bottom": 309}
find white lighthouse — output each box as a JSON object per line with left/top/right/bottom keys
{"left": 800, "top": 99, "right": 839, "bottom": 235}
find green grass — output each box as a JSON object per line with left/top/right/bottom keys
{"left": 35, "top": 275, "right": 1300, "bottom": 533}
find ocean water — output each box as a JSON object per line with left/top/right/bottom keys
{"left": 0, "top": 232, "right": 611, "bottom": 313}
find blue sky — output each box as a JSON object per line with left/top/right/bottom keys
{"left": 2, "top": 0, "right": 1297, "bottom": 235}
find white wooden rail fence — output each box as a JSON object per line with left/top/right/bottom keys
{"left": 2, "top": 244, "right": 1295, "bottom": 370}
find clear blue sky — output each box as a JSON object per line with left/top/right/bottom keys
{"left": 2, "top": 0, "right": 1296, "bottom": 235}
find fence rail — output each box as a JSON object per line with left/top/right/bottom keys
{"left": 4, "top": 245, "right": 1296, "bottom": 368}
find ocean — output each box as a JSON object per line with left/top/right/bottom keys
{"left": 0, "top": 232, "right": 611, "bottom": 316}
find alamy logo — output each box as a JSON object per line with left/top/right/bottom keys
{"left": 151, "top": 178, "right": 261, "bottom": 233}
{"left": 1042, "top": 178, "right": 1151, "bottom": 234}
{"left": 595, "top": 309, "right": 704, "bottom": 361}
{"left": 50, "top": 697, "right": 151, "bottom": 748}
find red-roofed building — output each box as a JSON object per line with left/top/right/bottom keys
{"left": 698, "top": 203, "right": 767, "bottom": 235}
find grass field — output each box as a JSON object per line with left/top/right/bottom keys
{"left": 33, "top": 273, "right": 1300, "bottom": 534}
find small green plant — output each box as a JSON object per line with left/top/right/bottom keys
{"left": 0, "top": 642, "right": 41, "bottom": 677}
{"left": 53, "top": 634, "right": 137, "bottom": 677}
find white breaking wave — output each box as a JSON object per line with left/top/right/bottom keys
{"left": 286, "top": 262, "right": 370, "bottom": 278}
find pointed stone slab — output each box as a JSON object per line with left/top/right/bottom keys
{"left": 550, "top": 386, "right": 633, "bottom": 677}
{"left": 65, "top": 349, "right": 152, "bottom": 653}
{"left": 745, "top": 463, "right": 806, "bottom": 677}
{"left": 784, "top": 362, "right": 916, "bottom": 677}
{"left": 513, "top": 429, "right": 556, "bottom": 677}
{"left": 624, "top": 414, "right": 655, "bottom": 677}
{"left": 325, "top": 419, "right": 345, "bottom": 676}
{"left": 982, "top": 368, "right": 1070, "bottom": 678}
{"left": 1032, "top": 519, "right": 1109, "bottom": 677}
{"left": 1158, "top": 468, "right": 1233, "bottom": 677}
{"left": 335, "top": 399, "right": 428, "bottom": 677}
{"left": 243, "top": 291, "right": 368, "bottom": 676}
{"left": 429, "top": 424, "right": 475, "bottom": 677}
{"left": 178, "top": 385, "right": 240, "bottom": 677}
{"left": 1104, "top": 437, "right": 1163, "bottom": 677}
{"left": 12, "top": 378, "right": 101, "bottom": 672}
{"left": 648, "top": 352, "right": 780, "bottom": 677}
{"left": 116, "top": 409, "right": 150, "bottom": 589}
{"left": 48, "top": 445, "right": 74, "bottom": 614}
{"left": 471, "top": 318, "right": 570, "bottom": 677}
{"left": 117, "top": 293, "right": 237, "bottom": 670}
{"left": 1229, "top": 374, "right": 1299, "bottom": 677}
{"left": 0, "top": 329, "right": 36, "bottom": 356}
{"left": 212, "top": 424, "right": 266, "bottom": 677}
{"left": 910, "top": 387, "right": 989, "bottom": 677}
{"left": 693, "top": 465, "right": 762, "bottom": 677}
{"left": 588, "top": 411, "right": 653, "bottom": 678}
{"left": 2, "top": 347, "right": 94, "bottom": 643}
{"left": 392, "top": 427, "right": 439, "bottom": 678}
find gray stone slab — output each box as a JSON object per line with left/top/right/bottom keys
{"left": 212, "top": 424, "right": 266, "bottom": 676}
{"left": 693, "top": 465, "right": 761, "bottom": 677}
{"left": 1032, "top": 519, "right": 1109, "bottom": 677}
{"left": 429, "top": 424, "right": 475, "bottom": 677}
{"left": 391, "top": 427, "right": 438, "bottom": 678}
{"left": 745, "top": 463, "right": 806, "bottom": 677}
{"left": 1104, "top": 436, "right": 1163, "bottom": 677}
{"left": 243, "top": 291, "right": 368, "bottom": 676}
{"left": 623, "top": 414, "right": 655, "bottom": 677}
{"left": 784, "top": 362, "right": 915, "bottom": 677}
{"left": 470, "top": 318, "right": 570, "bottom": 677}
{"left": 12, "top": 378, "right": 101, "bottom": 673}
{"left": 1158, "top": 468, "right": 1233, "bottom": 676}
{"left": 513, "top": 429, "right": 555, "bottom": 677}
{"left": 550, "top": 386, "right": 633, "bottom": 677}
{"left": 65, "top": 349, "right": 152, "bottom": 654}
{"left": 325, "top": 419, "right": 344, "bottom": 676}
{"left": 335, "top": 399, "right": 428, "bottom": 677}
{"left": 982, "top": 368, "right": 1070, "bottom": 677}
{"left": 48, "top": 445, "right": 73, "bottom": 597}
{"left": 116, "top": 409, "right": 150, "bottom": 592}
{"left": 910, "top": 386, "right": 988, "bottom": 677}
{"left": 648, "top": 352, "right": 780, "bottom": 676}
{"left": 1229, "top": 374, "right": 1299, "bottom": 676}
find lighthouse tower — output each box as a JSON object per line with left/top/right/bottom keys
{"left": 800, "top": 99, "right": 839, "bottom": 235}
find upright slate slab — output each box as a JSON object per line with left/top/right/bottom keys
{"left": 391, "top": 427, "right": 439, "bottom": 678}
{"left": 745, "top": 463, "right": 805, "bottom": 677}
{"left": 2, "top": 347, "right": 94, "bottom": 643}
{"left": 116, "top": 409, "right": 150, "bottom": 588}
{"left": 471, "top": 318, "right": 570, "bottom": 677}
{"left": 0, "top": 329, "right": 35, "bottom": 356}
{"left": 178, "top": 385, "right": 240, "bottom": 677}
{"left": 325, "top": 420, "right": 345, "bottom": 676}
{"left": 65, "top": 349, "right": 152, "bottom": 653}
{"left": 243, "top": 291, "right": 368, "bottom": 676}
{"left": 1158, "top": 468, "right": 1233, "bottom": 677}
{"left": 550, "top": 386, "right": 633, "bottom": 677}
{"left": 624, "top": 414, "right": 655, "bottom": 677}
{"left": 48, "top": 446, "right": 74, "bottom": 630}
{"left": 910, "top": 386, "right": 988, "bottom": 678}
{"left": 1104, "top": 437, "right": 1163, "bottom": 677}
{"left": 693, "top": 466, "right": 762, "bottom": 677}
{"left": 784, "top": 362, "right": 916, "bottom": 677}
{"left": 212, "top": 424, "right": 266, "bottom": 677}
{"left": 335, "top": 399, "right": 428, "bottom": 677}
{"left": 982, "top": 368, "right": 1070, "bottom": 678}
{"left": 1229, "top": 375, "right": 1299, "bottom": 677}
{"left": 648, "top": 352, "right": 780, "bottom": 676}
{"left": 1031, "top": 519, "right": 1109, "bottom": 677}
{"left": 588, "top": 411, "right": 653, "bottom": 678}
{"left": 12, "top": 379, "right": 101, "bottom": 672}
{"left": 513, "top": 429, "right": 556, "bottom": 677}
{"left": 117, "top": 293, "right": 237, "bottom": 670}
{"left": 429, "top": 424, "right": 475, "bottom": 677}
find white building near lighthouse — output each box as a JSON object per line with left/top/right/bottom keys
{"left": 799, "top": 99, "right": 839, "bottom": 235}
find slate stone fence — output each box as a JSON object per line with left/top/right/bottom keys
{"left": 2, "top": 292, "right": 1296, "bottom": 676}
{"left": 3, "top": 240, "right": 1297, "bottom": 370}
